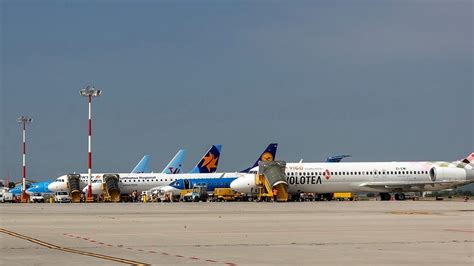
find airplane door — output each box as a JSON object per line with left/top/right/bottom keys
{"left": 184, "top": 179, "right": 190, "bottom": 190}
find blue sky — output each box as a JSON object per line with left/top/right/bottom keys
{"left": 1, "top": 0, "right": 472, "bottom": 182}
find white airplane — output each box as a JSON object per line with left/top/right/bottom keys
{"left": 48, "top": 149, "right": 186, "bottom": 193}
{"left": 230, "top": 153, "right": 474, "bottom": 200}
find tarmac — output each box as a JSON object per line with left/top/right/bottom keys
{"left": 1, "top": 200, "right": 473, "bottom": 265}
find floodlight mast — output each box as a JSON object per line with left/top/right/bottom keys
{"left": 17, "top": 116, "right": 32, "bottom": 203}
{"left": 79, "top": 86, "right": 101, "bottom": 202}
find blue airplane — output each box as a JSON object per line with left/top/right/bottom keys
{"left": 169, "top": 176, "right": 237, "bottom": 192}
{"left": 169, "top": 143, "right": 278, "bottom": 192}
{"left": 8, "top": 183, "right": 31, "bottom": 196}
{"left": 26, "top": 181, "right": 54, "bottom": 195}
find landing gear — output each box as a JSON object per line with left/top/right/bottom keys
{"left": 380, "top": 193, "right": 391, "bottom": 201}
{"left": 395, "top": 193, "right": 406, "bottom": 201}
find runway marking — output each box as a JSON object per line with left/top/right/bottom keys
{"left": 445, "top": 229, "right": 474, "bottom": 233}
{"left": 64, "top": 233, "right": 237, "bottom": 265}
{"left": 0, "top": 228, "right": 149, "bottom": 265}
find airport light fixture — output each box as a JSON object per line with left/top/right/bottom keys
{"left": 17, "top": 116, "right": 32, "bottom": 203}
{"left": 79, "top": 86, "right": 101, "bottom": 202}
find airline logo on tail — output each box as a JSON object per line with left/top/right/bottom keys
{"left": 201, "top": 153, "right": 219, "bottom": 172}
{"left": 167, "top": 164, "right": 182, "bottom": 174}
{"left": 241, "top": 143, "right": 278, "bottom": 173}
{"left": 190, "top": 145, "right": 222, "bottom": 173}
{"left": 162, "top": 149, "right": 186, "bottom": 174}
{"left": 261, "top": 152, "right": 274, "bottom": 162}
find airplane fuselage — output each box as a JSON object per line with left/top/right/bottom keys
{"left": 231, "top": 161, "right": 474, "bottom": 194}
{"left": 49, "top": 172, "right": 246, "bottom": 195}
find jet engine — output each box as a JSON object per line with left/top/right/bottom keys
{"left": 429, "top": 167, "right": 467, "bottom": 182}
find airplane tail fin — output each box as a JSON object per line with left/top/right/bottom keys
{"left": 241, "top": 143, "right": 278, "bottom": 173}
{"left": 189, "top": 145, "right": 222, "bottom": 173}
{"left": 459, "top": 153, "right": 474, "bottom": 169}
{"left": 326, "top": 154, "right": 351, "bottom": 163}
{"left": 131, "top": 155, "right": 151, "bottom": 173}
{"left": 161, "top": 149, "right": 186, "bottom": 174}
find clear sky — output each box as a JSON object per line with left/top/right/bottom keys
{"left": 1, "top": 0, "right": 472, "bottom": 182}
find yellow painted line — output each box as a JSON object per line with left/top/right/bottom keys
{"left": 0, "top": 228, "right": 149, "bottom": 265}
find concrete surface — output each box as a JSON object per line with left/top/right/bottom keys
{"left": 1, "top": 201, "right": 473, "bottom": 265}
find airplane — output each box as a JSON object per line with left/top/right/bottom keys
{"left": 230, "top": 152, "right": 474, "bottom": 201}
{"left": 156, "top": 143, "right": 278, "bottom": 196}
{"left": 26, "top": 180, "right": 54, "bottom": 195}
{"left": 7, "top": 183, "right": 31, "bottom": 196}
{"left": 48, "top": 146, "right": 220, "bottom": 195}
{"left": 48, "top": 151, "right": 185, "bottom": 192}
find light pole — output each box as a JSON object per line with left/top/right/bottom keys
{"left": 17, "top": 116, "right": 32, "bottom": 203}
{"left": 79, "top": 86, "right": 101, "bottom": 202}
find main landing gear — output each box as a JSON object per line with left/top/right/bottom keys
{"left": 379, "top": 193, "right": 406, "bottom": 201}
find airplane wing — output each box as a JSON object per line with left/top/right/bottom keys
{"left": 358, "top": 180, "right": 468, "bottom": 191}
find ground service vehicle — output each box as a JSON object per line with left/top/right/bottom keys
{"left": 31, "top": 193, "right": 50, "bottom": 203}
{"left": 333, "top": 192, "right": 356, "bottom": 201}
{"left": 182, "top": 185, "right": 208, "bottom": 202}
{"left": 54, "top": 191, "right": 71, "bottom": 203}
{"left": 2, "top": 192, "right": 14, "bottom": 203}
{"left": 211, "top": 188, "right": 244, "bottom": 201}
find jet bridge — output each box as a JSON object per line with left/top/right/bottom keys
{"left": 256, "top": 161, "right": 288, "bottom": 202}
{"left": 102, "top": 174, "right": 120, "bottom": 202}
{"left": 67, "top": 174, "right": 81, "bottom": 203}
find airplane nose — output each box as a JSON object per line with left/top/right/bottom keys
{"left": 48, "top": 183, "right": 55, "bottom": 191}
{"left": 231, "top": 174, "right": 258, "bottom": 194}
{"left": 230, "top": 178, "right": 247, "bottom": 193}
{"left": 230, "top": 179, "right": 239, "bottom": 191}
